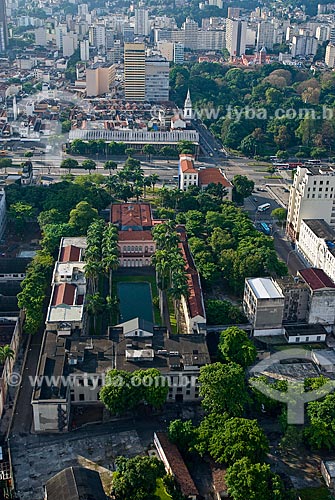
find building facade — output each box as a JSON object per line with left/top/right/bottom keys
{"left": 124, "top": 42, "right": 146, "bottom": 101}
{"left": 145, "top": 58, "right": 169, "bottom": 102}
{"left": 286, "top": 165, "right": 335, "bottom": 241}
{"left": 225, "top": 18, "right": 247, "bottom": 56}
{"left": 86, "top": 62, "right": 116, "bottom": 97}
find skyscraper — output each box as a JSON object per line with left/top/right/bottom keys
{"left": 124, "top": 42, "right": 146, "bottom": 101}
{"left": 225, "top": 18, "right": 247, "bottom": 56}
{"left": 0, "top": 0, "right": 7, "bottom": 53}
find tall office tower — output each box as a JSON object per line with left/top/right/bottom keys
{"left": 134, "top": 8, "right": 149, "bottom": 36}
{"left": 225, "top": 18, "right": 247, "bottom": 56}
{"left": 326, "top": 44, "right": 335, "bottom": 68}
{"left": 80, "top": 40, "right": 90, "bottom": 61}
{"left": 123, "top": 24, "right": 134, "bottom": 42}
{"left": 86, "top": 62, "right": 116, "bottom": 97}
{"left": 173, "top": 42, "right": 184, "bottom": 64}
{"left": 35, "top": 27, "right": 47, "bottom": 46}
{"left": 78, "top": 3, "right": 89, "bottom": 17}
{"left": 124, "top": 42, "right": 146, "bottom": 101}
{"left": 0, "top": 0, "right": 7, "bottom": 52}
{"left": 182, "top": 17, "right": 198, "bottom": 50}
{"left": 286, "top": 165, "right": 335, "bottom": 241}
{"left": 256, "top": 21, "right": 274, "bottom": 50}
{"left": 145, "top": 57, "right": 169, "bottom": 102}
{"left": 105, "top": 28, "right": 114, "bottom": 49}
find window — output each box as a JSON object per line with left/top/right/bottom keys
{"left": 305, "top": 337, "right": 309, "bottom": 342}
{"left": 317, "top": 336, "right": 321, "bottom": 341}
{"left": 295, "top": 337, "right": 300, "bottom": 342}
{"left": 79, "top": 379, "right": 84, "bottom": 386}
{"left": 177, "top": 387, "right": 182, "bottom": 393}
{"left": 186, "top": 390, "right": 190, "bottom": 395}
{"left": 79, "top": 394, "right": 85, "bottom": 401}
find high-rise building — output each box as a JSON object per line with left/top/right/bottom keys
{"left": 0, "top": 0, "right": 8, "bottom": 53}
{"left": 89, "top": 24, "right": 106, "bottom": 52}
{"left": 182, "top": 18, "right": 198, "bottom": 50}
{"left": 291, "top": 35, "right": 318, "bottom": 57}
{"left": 225, "top": 18, "right": 247, "bottom": 56}
{"left": 173, "top": 42, "right": 184, "bottom": 64}
{"left": 134, "top": 8, "right": 149, "bottom": 36}
{"left": 86, "top": 62, "right": 116, "bottom": 97}
{"left": 326, "top": 44, "right": 335, "bottom": 68}
{"left": 208, "top": 0, "right": 223, "bottom": 8}
{"left": 80, "top": 40, "right": 90, "bottom": 61}
{"left": 124, "top": 42, "right": 146, "bottom": 101}
{"left": 256, "top": 21, "right": 274, "bottom": 50}
{"left": 55, "top": 24, "right": 67, "bottom": 49}
{"left": 123, "top": 24, "right": 134, "bottom": 43}
{"left": 286, "top": 165, "right": 335, "bottom": 241}
{"left": 63, "top": 33, "right": 77, "bottom": 57}
{"left": 145, "top": 57, "right": 169, "bottom": 102}
{"left": 198, "top": 29, "right": 225, "bottom": 50}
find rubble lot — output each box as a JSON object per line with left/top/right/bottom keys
{"left": 11, "top": 429, "right": 144, "bottom": 500}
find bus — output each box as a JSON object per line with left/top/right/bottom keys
{"left": 260, "top": 222, "right": 271, "bottom": 235}
{"left": 274, "top": 163, "right": 290, "bottom": 170}
{"left": 306, "top": 159, "right": 321, "bottom": 165}
{"left": 257, "top": 203, "right": 271, "bottom": 212}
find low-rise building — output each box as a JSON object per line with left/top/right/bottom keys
{"left": 154, "top": 432, "right": 199, "bottom": 500}
{"left": 32, "top": 324, "right": 210, "bottom": 432}
{"left": 284, "top": 323, "right": 327, "bottom": 343}
{"left": 45, "top": 237, "right": 87, "bottom": 334}
{"left": 298, "top": 268, "right": 335, "bottom": 329}
{"left": 243, "top": 277, "right": 285, "bottom": 335}
{"left": 44, "top": 466, "right": 106, "bottom": 500}
{"left": 178, "top": 155, "right": 232, "bottom": 199}
{"left": 111, "top": 203, "right": 156, "bottom": 267}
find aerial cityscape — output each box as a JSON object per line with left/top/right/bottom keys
{"left": 2, "top": 0, "right": 335, "bottom": 498}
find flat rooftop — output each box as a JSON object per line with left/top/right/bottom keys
{"left": 247, "top": 277, "right": 284, "bottom": 299}
{"left": 303, "top": 219, "right": 335, "bottom": 242}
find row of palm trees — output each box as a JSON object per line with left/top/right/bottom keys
{"left": 152, "top": 221, "right": 189, "bottom": 331}
{"left": 84, "top": 219, "right": 119, "bottom": 333}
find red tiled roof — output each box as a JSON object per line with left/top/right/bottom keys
{"left": 198, "top": 168, "right": 232, "bottom": 188}
{"left": 52, "top": 284, "right": 76, "bottom": 306}
{"left": 118, "top": 230, "right": 153, "bottom": 242}
{"left": 177, "top": 227, "right": 205, "bottom": 319}
{"left": 299, "top": 268, "right": 335, "bottom": 291}
{"left": 155, "top": 433, "right": 199, "bottom": 498}
{"left": 111, "top": 203, "right": 153, "bottom": 228}
{"left": 60, "top": 245, "right": 81, "bottom": 262}
{"left": 180, "top": 154, "right": 197, "bottom": 174}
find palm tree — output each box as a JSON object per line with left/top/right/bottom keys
{"left": 102, "top": 223, "right": 119, "bottom": 296}
{"left": 148, "top": 173, "right": 160, "bottom": 192}
{"left": 86, "top": 293, "right": 105, "bottom": 333}
{"left": 84, "top": 260, "right": 102, "bottom": 294}
{"left": 0, "top": 345, "right": 14, "bottom": 365}
{"left": 105, "top": 295, "right": 119, "bottom": 324}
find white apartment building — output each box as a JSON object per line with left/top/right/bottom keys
{"left": 291, "top": 35, "right": 318, "bottom": 57}
{"left": 157, "top": 41, "right": 174, "bottom": 61}
{"left": 256, "top": 21, "right": 274, "bottom": 50}
{"left": 80, "top": 39, "right": 89, "bottom": 61}
{"left": 89, "top": 24, "right": 106, "bottom": 52}
{"left": 62, "top": 33, "right": 77, "bottom": 57}
{"left": 286, "top": 165, "right": 335, "bottom": 241}
{"left": 326, "top": 43, "right": 335, "bottom": 68}
{"left": 298, "top": 219, "right": 335, "bottom": 284}
{"left": 134, "top": 8, "right": 150, "bottom": 36}
{"left": 35, "top": 27, "right": 47, "bottom": 46}
{"left": 182, "top": 18, "right": 199, "bottom": 50}
{"left": 225, "top": 18, "right": 247, "bottom": 56}
{"left": 198, "top": 29, "right": 225, "bottom": 51}
{"left": 145, "top": 58, "right": 169, "bottom": 102}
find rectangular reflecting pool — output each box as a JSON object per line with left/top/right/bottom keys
{"left": 117, "top": 281, "right": 154, "bottom": 323}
